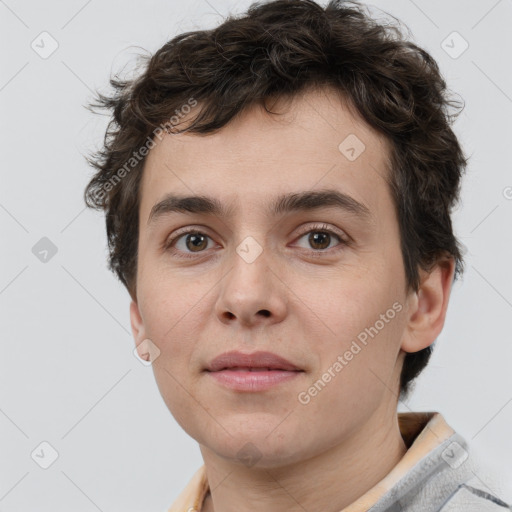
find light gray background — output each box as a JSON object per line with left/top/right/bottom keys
{"left": 1, "top": 0, "right": 511, "bottom": 510}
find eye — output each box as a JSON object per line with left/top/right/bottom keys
{"left": 164, "top": 229, "right": 217, "bottom": 258}
{"left": 293, "top": 224, "right": 348, "bottom": 252}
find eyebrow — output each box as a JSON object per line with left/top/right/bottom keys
{"left": 147, "top": 189, "right": 372, "bottom": 225}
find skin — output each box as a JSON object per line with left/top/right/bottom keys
{"left": 130, "top": 85, "right": 455, "bottom": 512}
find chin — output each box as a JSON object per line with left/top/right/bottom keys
{"left": 199, "top": 426, "right": 312, "bottom": 469}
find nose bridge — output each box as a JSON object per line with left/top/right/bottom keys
{"left": 215, "top": 233, "right": 287, "bottom": 326}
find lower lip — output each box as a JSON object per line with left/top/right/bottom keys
{"left": 206, "top": 369, "right": 303, "bottom": 391}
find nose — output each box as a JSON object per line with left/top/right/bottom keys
{"left": 214, "top": 242, "right": 288, "bottom": 328}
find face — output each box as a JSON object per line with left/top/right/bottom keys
{"left": 130, "top": 86, "right": 413, "bottom": 468}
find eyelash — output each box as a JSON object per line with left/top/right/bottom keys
{"left": 163, "top": 223, "right": 349, "bottom": 260}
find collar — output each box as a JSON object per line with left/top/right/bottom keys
{"left": 166, "top": 411, "right": 455, "bottom": 512}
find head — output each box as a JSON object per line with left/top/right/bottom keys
{"left": 84, "top": 0, "right": 465, "bottom": 466}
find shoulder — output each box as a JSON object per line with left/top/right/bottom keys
{"left": 437, "top": 479, "right": 512, "bottom": 511}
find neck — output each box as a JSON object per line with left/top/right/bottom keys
{"left": 200, "top": 410, "right": 407, "bottom": 512}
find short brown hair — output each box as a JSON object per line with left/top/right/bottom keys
{"left": 84, "top": 0, "right": 467, "bottom": 400}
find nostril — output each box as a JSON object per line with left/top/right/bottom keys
{"left": 258, "top": 309, "right": 271, "bottom": 317}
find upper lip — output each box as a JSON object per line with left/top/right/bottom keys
{"left": 205, "top": 351, "right": 303, "bottom": 372}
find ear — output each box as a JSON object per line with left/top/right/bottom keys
{"left": 130, "top": 300, "right": 146, "bottom": 346}
{"left": 401, "top": 257, "right": 456, "bottom": 353}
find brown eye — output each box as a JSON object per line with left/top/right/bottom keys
{"left": 308, "top": 231, "right": 331, "bottom": 250}
{"left": 164, "top": 229, "right": 215, "bottom": 257}
{"left": 184, "top": 233, "right": 209, "bottom": 252}
{"left": 293, "top": 224, "right": 348, "bottom": 254}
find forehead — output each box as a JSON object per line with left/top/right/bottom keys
{"left": 139, "top": 86, "right": 391, "bottom": 223}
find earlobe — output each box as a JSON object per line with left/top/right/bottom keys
{"left": 129, "top": 300, "right": 146, "bottom": 344}
{"left": 401, "top": 257, "right": 455, "bottom": 353}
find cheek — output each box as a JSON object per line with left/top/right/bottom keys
{"left": 137, "top": 283, "right": 196, "bottom": 365}
{"left": 139, "top": 255, "right": 207, "bottom": 324}
{"left": 291, "top": 264, "right": 393, "bottom": 335}
{"left": 294, "top": 260, "right": 406, "bottom": 376}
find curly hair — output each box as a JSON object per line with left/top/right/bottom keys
{"left": 84, "top": 0, "right": 467, "bottom": 400}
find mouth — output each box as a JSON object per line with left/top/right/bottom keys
{"left": 216, "top": 367, "right": 300, "bottom": 371}
{"left": 204, "top": 350, "right": 303, "bottom": 373}
{"left": 204, "top": 351, "right": 304, "bottom": 391}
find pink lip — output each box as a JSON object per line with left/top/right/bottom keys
{"left": 204, "top": 350, "right": 304, "bottom": 392}
{"left": 205, "top": 350, "right": 301, "bottom": 372}
{"left": 207, "top": 369, "right": 303, "bottom": 391}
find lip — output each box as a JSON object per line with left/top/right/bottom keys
{"left": 204, "top": 350, "right": 304, "bottom": 392}
{"left": 205, "top": 350, "right": 302, "bottom": 372}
